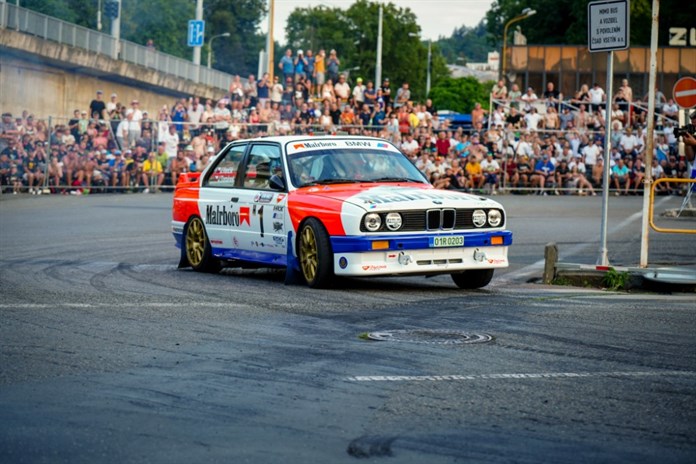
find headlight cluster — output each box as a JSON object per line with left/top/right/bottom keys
{"left": 363, "top": 212, "right": 403, "bottom": 232}
{"left": 472, "top": 209, "right": 503, "bottom": 228}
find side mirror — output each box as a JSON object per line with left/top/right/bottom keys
{"left": 269, "top": 174, "right": 286, "bottom": 191}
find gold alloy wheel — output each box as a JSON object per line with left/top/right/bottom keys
{"left": 299, "top": 225, "right": 318, "bottom": 282}
{"left": 186, "top": 218, "right": 206, "bottom": 267}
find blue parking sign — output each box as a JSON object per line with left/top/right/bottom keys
{"left": 188, "top": 20, "right": 205, "bottom": 47}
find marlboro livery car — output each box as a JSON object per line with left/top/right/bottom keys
{"left": 172, "top": 136, "right": 512, "bottom": 289}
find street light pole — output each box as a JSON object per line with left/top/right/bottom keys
{"left": 501, "top": 8, "right": 536, "bottom": 81}
{"left": 426, "top": 39, "right": 431, "bottom": 97}
{"left": 207, "top": 32, "right": 231, "bottom": 69}
{"left": 375, "top": 3, "right": 383, "bottom": 88}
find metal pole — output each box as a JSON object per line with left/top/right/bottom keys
{"left": 640, "top": 0, "right": 660, "bottom": 268}
{"left": 110, "top": 0, "right": 120, "bottom": 59}
{"left": 375, "top": 3, "right": 383, "bottom": 88}
{"left": 426, "top": 39, "right": 431, "bottom": 97}
{"left": 267, "top": 0, "right": 274, "bottom": 82}
{"left": 193, "top": 0, "right": 202, "bottom": 66}
{"left": 597, "top": 51, "right": 614, "bottom": 267}
{"left": 97, "top": 0, "right": 102, "bottom": 31}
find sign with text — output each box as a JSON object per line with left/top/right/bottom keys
{"left": 588, "top": 0, "right": 629, "bottom": 52}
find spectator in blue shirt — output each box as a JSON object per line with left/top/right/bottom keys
{"left": 531, "top": 152, "right": 556, "bottom": 194}
{"left": 278, "top": 49, "right": 294, "bottom": 83}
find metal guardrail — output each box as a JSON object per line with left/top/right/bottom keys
{"left": 649, "top": 178, "right": 696, "bottom": 233}
{"left": 0, "top": 3, "right": 232, "bottom": 91}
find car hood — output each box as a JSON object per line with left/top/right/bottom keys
{"left": 296, "top": 183, "right": 502, "bottom": 211}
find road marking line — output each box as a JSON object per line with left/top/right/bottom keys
{"left": 345, "top": 370, "right": 696, "bottom": 382}
{"left": 0, "top": 302, "right": 249, "bottom": 309}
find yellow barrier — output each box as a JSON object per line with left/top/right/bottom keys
{"left": 649, "top": 178, "right": 696, "bottom": 234}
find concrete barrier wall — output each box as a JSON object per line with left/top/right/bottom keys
{"left": 0, "top": 29, "right": 227, "bottom": 120}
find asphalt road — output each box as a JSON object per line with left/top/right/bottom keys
{"left": 1, "top": 193, "right": 695, "bottom": 463}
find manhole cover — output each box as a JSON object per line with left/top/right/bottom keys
{"left": 366, "top": 329, "right": 493, "bottom": 345}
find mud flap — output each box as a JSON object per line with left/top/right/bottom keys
{"left": 284, "top": 231, "right": 303, "bottom": 285}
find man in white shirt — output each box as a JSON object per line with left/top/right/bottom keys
{"left": 588, "top": 83, "right": 605, "bottom": 113}
{"left": 619, "top": 127, "right": 639, "bottom": 158}
{"left": 352, "top": 77, "right": 366, "bottom": 108}
{"left": 400, "top": 133, "right": 420, "bottom": 157}
{"left": 187, "top": 97, "right": 204, "bottom": 136}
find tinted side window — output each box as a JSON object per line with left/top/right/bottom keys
{"left": 242, "top": 144, "right": 282, "bottom": 190}
{"left": 205, "top": 144, "right": 246, "bottom": 187}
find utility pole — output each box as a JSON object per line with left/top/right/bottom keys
{"left": 375, "top": 3, "right": 383, "bottom": 87}
{"left": 193, "top": 0, "right": 203, "bottom": 66}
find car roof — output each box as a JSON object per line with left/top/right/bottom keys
{"left": 230, "top": 135, "right": 391, "bottom": 145}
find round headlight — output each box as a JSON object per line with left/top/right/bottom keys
{"left": 364, "top": 213, "right": 382, "bottom": 232}
{"left": 487, "top": 209, "right": 502, "bottom": 227}
{"left": 472, "top": 209, "right": 487, "bottom": 228}
{"left": 385, "top": 212, "right": 402, "bottom": 231}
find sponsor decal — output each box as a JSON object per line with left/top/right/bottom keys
{"left": 276, "top": 194, "right": 286, "bottom": 203}
{"left": 339, "top": 257, "right": 348, "bottom": 269}
{"left": 345, "top": 141, "right": 371, "bottom": 147}
{"left": 487, "top": 258, "right": 507, "bottom": 264}
{"left": 377, "top": 143, "right": 389, "bottom": 148}
{"left": 386, "top": 253, "right": 398, "bottom": 262}
{"left": 273, "top": 236, "right": 286, "bottom": 246}
{"left": 233, "top": 236, "right": 239, "bottom": 247}
{"left": 273, "top": 221, "right": 284, "bottom": 233}
{"left": 254, "top": 192, "right": 274, "bottom": 203}
{"left": 172, "top": 226, "right": 184, "bottom": 233}
{"left": 205, "top": 204, "right": 240, "bottom": 226}
{"left": 239, "top": 207, "right": 251, "bottom": 226}
{"left": 357, "top": 190, "right": 469, "bottom": 205}
{"left": 210, "top": 239, "right": 223, "bottom": 245}
{"left": 293, "top": 141, "right": 338, "bottom": 150}
{"left": 273, "top": 205, "right": 284, "bottom": 212}
{"left": 361, "top": 264, "right": 388, "bottom": 271}
{"left": 272, "top": 212, "right": 283, "bottom": 219}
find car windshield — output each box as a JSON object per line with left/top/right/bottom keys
{"left": 287, "top": 148, "right": 428, "bottom": 188}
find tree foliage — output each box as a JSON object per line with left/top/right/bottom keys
{"left": 429, "top": 77, "right": 493, "bottom": 114}
{"left": 437, "top": 21, "right": 491, "bottom": 64}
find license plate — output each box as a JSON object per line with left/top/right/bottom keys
{"left": 430, "top": 235, "right": 464, "bottom": 248}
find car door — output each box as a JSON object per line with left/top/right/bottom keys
{"left": 198, "top": 142, "right": 247, "bottom": 256}
{"left": 234, "top": 142, "right": 288, "bottom": 265}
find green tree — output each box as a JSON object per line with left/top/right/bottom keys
{"left": 429, "top": 77, "right": 494, "bottom": 114}
{"left": 438, "top": 21, "right": 491, "bottom": 64}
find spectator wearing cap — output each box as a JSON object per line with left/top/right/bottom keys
{"left": 352, "top": 77, "right": 366, "bottom": 108}
{"left": 89, "top": 90, "right": 106, "bottom": 120}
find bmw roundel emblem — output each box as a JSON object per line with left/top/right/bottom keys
{"left": 339, "top": 257, "right": 348, "bottom": 269}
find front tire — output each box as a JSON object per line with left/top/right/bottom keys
{"left": 298, "top": 218, "right": 334, "bottom": 288}
{"left": 451, "top": 269, "right": 494, "bottom": 289}
{"left": 185, "top": 217, "right": 221, "bottom": 273}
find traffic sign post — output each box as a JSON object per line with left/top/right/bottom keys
{"left": 188, "top": 20, "right": 205, "bottom": 47}
{"left": 587, "top": 0, "right": 630, "bottom": 267}
{"left": 673, "top": 76, "right": 696, "bottom": 109}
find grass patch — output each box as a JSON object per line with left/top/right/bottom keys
{"left": 602, "top": 268, "right": 631, "bottom": 291}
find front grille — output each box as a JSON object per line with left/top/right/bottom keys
{"left": 360, "top": 208, "right": 505, "bottom": 232}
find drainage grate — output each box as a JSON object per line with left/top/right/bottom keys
{"left": 366, "top": 329, "right": 493, "bottom": 345}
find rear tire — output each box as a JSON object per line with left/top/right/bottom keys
{"left": 298, "top": 218, "right": 334, "bottom": 288}
{"left": 451, "top": 269, "right": 494, "bottom": 289}
{"left": 185, "top": 216, "right": 221, "bottom": 273}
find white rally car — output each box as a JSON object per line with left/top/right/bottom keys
{"left": 172, "top": 135, "right": 512, "bottom": 288}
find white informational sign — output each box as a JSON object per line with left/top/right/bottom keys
{"left": 588, "top": 0, "right": 630, "bottom": 52}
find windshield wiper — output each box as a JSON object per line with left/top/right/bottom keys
{"left": 371, "top": 177, "right": 423, "bottom": 183}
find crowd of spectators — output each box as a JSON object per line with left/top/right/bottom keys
{"left": 1, "top": 49, "right": 695, "bottom": 196}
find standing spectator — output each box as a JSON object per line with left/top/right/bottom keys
{"left": 0, "top": 112, "right": 18, "bottom": 153}
{"left": 170, "top": 100, "right": 187, "bottom": 136}
{"left": 213, "top": 99, "right": 231, "bottom": 138}
{"left": 163, "top": 125, "right": 180, "bottom": 161}
{"left": 116, "top": 112, "right": 131, "bottom": 150}
{"left": 294, "top": 50, "right": 307, "bottom": 83}
{"left": 305, "top": 49, "right": 315, "bottom": 95}
{"left": 187, "top": 97, "right": 204, "bottom": 137}
{"left": 334, "top": 75, "right": 351, "bottom": 108}
{"left": 245, "top": 74, "right": 259, "bottom": 108}
{"left": 588, "top": 82, "right": 606, "bottom": 113}
{"left": 524, "top": 107, "right": 541, "bottom": 131}
{"left": 381, "top": 78, "right": 392, "bottom": 109}
{"left": 89, "top": 90, "right": 107, "bottom": 120}
{"left": 491, "top": 79, "right": 508, "bottom": 100}
{"left": 543, "top": 82, "right": 562, "bottom": 106}
{"left": 521, "top": 86, "right": 538, "bottom": 112}
{"left": 257, "top": 73, "right": 270, "bottom": 108}
{"left": 106, "top": 93, "right": 118, "bottom": 116}
{"left": 395, "top": 82, "right": 411, "bottom": 109}
{"left": 471, "top": 102, "right": 488, "bottom": 127}
{"left": 313, "top": 49, "right": 326, "bottom": 97}
{"left": 352, "top": 77, "right": 366, "bottom": 108}
{"left": 270, "top": 75, "right": 284, "bottom": 107}
{"left": 326, "top": 49, "right": 340, "bottom": 85}
{"left": 279, "top": 49, "right": 294, "bottom": 83}
{"left": 508, "top": 83, "right": 522, "bottom": 109}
